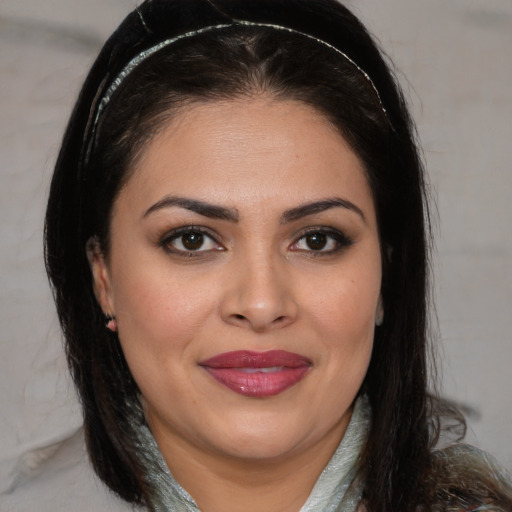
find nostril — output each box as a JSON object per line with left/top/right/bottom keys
{"left": 233, "top": 314, "right": 246, "bottom": 321}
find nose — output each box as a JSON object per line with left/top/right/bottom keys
{"left": 220, "top": 253, "right": 299, "bottom": 333}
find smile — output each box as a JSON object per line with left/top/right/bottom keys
{"left": 199, "top": 350, "right": 312, "bottom": 398}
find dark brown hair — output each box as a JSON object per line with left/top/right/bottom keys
{"left": 44, "top": 1, "right": 512, "bottom": 510}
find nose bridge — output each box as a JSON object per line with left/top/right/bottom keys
{"left": 222, "top": 245, "right": 298, "bottom": 331}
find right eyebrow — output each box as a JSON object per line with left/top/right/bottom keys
{"left": 281, "top": 197, "right": 366, "bottom": 224}
{"left": 142, "top": 195, "right": 239, "bottom": 222}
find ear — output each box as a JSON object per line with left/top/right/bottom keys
{"left": 86, "top": 237, "right": 115, "bottom": 316}
{"left": 375, "top": 295, "right": 384, "bottom": 327}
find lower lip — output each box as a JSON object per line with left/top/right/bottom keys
{"left": 203, "top": 366, "right": 310, "bottom": 398}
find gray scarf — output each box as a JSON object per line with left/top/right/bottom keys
{"left": 133, "top": 396, "right": 370, "bottom": 512}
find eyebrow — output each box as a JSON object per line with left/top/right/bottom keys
{"left": 142, "top": 196, "right": 239, "bottom": 222}
{"left": 142, "top": 195, "right": 365, "bottom": 223}
{"left": 281, "top": 198, "right": 365, "bottom": 224}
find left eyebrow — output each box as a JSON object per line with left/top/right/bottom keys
{"left": 142, "top": 195, "right": 239, "bottom": 222}
{"left": 281, "top": 198, "right": 366, "bottom": 224}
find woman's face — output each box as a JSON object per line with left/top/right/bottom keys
{"left": 91, "top": 98, "right": 382, "bottom": 464}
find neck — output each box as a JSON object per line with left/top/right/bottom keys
{"left": 134, "top": 397, "right": 370, "bottom": 512}
{"left": 152, "top": 415, "right": 350, "bottom": 512}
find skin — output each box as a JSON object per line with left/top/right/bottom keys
{"left": 89, "top": 97, "right": 382, "bottom": 512}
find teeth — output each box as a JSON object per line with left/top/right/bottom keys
{"left": 238, "top": 366, "right": 284, "bottom": 373}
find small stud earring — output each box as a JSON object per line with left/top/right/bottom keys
{"left": 105, "top": 314, "right": 117, "bottom": 332}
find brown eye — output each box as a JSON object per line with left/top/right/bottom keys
{"left": 181, "top": 232, "right": 204, "bottom": 250}
{"left": 162, "top": 229, "right": 222, "bottom": 254}
{"left": 305, "top": 233, "right": 327, "bottom": 251}
{"left": 290, "top": 228, "right": 353, "bottom": 254}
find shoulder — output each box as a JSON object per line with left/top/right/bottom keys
{"left": 427, "top": 444, "right": 512, "bottom": 512}
{"left": 0, "top": 428, "right": 144, "bottom": 512}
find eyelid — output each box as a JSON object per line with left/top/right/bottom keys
{"left": 289, "top": 226, "right": 354, "bottom": 253}
{"left": 159, "top": 225, "right": 225, "bottom": 255}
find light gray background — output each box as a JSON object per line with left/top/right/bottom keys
{"left": 1, "top": 0, "right": 511, "bottom": 497}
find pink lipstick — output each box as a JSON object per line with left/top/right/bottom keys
{"left": 199, "top": 350, "right": 311, "bottom": 398}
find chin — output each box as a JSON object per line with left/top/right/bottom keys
{"left": 203, "top": 409, "right": 333, "bottom": 462}
{"left": 216, "top": 431, "right": 307, "bottom": 462}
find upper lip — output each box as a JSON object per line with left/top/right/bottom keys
{"left": 199, "top": 350, "right": 312, "bottom": 369}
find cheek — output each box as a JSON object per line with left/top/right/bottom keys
{"left": 304, "top": 259, "right": 380, "bottom": 380}
{"left": 110, "top": 255, "right": 219, "bottom": 364}
{"left": 111, "top": 268, "right": 217, "bottom": 412}
{"left": 312, "top": 270, "right": 379, "bottom": 338}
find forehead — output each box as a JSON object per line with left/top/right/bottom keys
{"left": 120, "top": 97, "right": 375, "bottom": 219}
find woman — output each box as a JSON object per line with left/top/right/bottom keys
{"left": 43, "top": 0, "right": 512, "bottom": 511}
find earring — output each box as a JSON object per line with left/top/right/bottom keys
{"left": 105, "top": 314, "right": 117, "bottom": 332}
{"left": 375, "top": 298, "right": 384, "bottom": 327}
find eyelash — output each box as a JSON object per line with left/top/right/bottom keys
{"left": 158, "top": 226, "right": 354, "bottom": 257}
{"left": 290, "top": 227, "right": 354, "bottom": 256}
{"left": 159, "top": 226, "right": 223, "bottom": 256}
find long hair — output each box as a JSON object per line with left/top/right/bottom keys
{"left": 44, "top": 1, "right": 512, "bottom": 510}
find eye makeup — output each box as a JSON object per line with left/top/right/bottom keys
{"left": 158, "top": 225, "right": 224, "bottom": 257}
